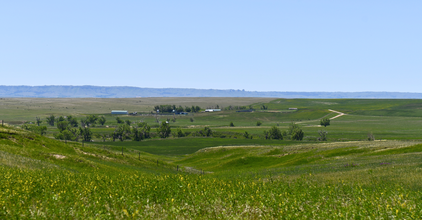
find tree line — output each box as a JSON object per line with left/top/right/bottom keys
{"left": 153, "top": 105, "right": 201, "bottom": 113}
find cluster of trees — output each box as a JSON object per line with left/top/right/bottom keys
{"left": 224, "top": 105, "right": 248, "bottom": 111}
{"left": 45, "top": 115, "right": 106, "bottom": 128}
{"left": 153, "top": 105, "right": 201, "bottom": 113}
{"left": 54, "top": 127, "right": 92, "bottom": 143}
{"left": 110, "top": 122, "right": 152, "bottom": 142}
{"left": 22, "top": 124, "right": 47, "bottom": 136}
{"left": 263, "top": 122, "right": 304, "bottom": 141}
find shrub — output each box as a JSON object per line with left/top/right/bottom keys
{"left": 318, "top": 130, "right": 328, "bottom": 141}
{"left": 291, "top": 128, "right": 304, "bottom": 141}
{"left": 320, "top": 118, "right": 330, "bottom": 127}
{"left": 256, "top": 121, "right": 262, "bottom": 126}
{"left": 229, "top": 122, "right": 234, "bottom": 127}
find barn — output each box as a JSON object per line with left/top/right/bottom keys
{"left": 111, "top": 110, "right": 128, "bottom": 115}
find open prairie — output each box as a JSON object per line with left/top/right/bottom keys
{"left": 1, "top": 98, "right": 422, "bottom": 218}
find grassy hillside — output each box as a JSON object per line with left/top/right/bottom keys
{"left": 2, "top": 124, "right": 422, "bottom": 218}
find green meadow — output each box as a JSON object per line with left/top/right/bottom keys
{"left": 1, "top": 98, "right": 422, "bottom": 218}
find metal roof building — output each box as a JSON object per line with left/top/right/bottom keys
{"left": 111, "top": 110, "right": 128, "bottom": 115}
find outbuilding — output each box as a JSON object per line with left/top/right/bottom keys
{"left": 111, "top": 110, "right": 128, "bottom": 115}
{"left": 205, "top": 109, "right": 221, "bottom": 112}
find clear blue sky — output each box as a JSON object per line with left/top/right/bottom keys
{"left": 1, "top": 1, "right": 421, "bottom": 92}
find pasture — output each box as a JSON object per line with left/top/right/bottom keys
{"left": 1, "top": 97, "right": 422, "bottom": 218}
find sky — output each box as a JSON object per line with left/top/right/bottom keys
{"left": 1, "top": 1, "right": 421, "bottom": 92}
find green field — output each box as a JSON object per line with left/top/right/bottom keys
{"left": 1, "top": 98, "right": 422, "bottom": 218}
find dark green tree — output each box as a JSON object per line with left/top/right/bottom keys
{"left": 256, "top": 121, "right": 262, "bottom": 126}
{"left": 229, "top": 122, "right": 235, "bottom": 127}
{"left": 98, "top": 116, "right": 106, "bottom": 125}
{"left": 291, "top": 128, "right": 304, "bottom": 140}
{"left": 320, "top": 118, "right": 331, "bottom": 127}
{"left": 79, "top": 127, "right": 93, "bottom": 142}
{"left": 35, "top": 117, "right": 42, "bottom": 126}
{"left": 68, "top": 117, "right": 79, "bottom": 127}
{"left": 157, "top": 121, "right": 171, "bottom": 138}
{"left": 62, "top": 130, "right": 73, "bottom": 143}
{"left": 268, "top": 126, "right": 283, "bottom": 140}
{"left": 46, "top": 115, "right": 55, "bottom": 126}
{"left": 175, "top": 127, "right": 185, "bottom": 138}
{"left": 131, "top": 127, "right": 143, "bottom": 141}
{"left": 87, "top": 115, "right": 98, "bottom": 126}
{"left": 57, "top": 121, "right": 69, "bottom": 132}
{"left": 116, "top": 117, "right": 123, "bottom": 124}
{"left": 243, "top": 131, "right": 250, "bottom": 139}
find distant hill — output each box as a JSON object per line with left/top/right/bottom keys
{"left": 1, "top": 85, "right": 422, "bottom": 98}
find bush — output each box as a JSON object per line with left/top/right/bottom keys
{"left": 320, "top": 118, "right": 330, "bottom": 127}
{"left": 256, "top": 121, "right": 262, "bottom": 126}
{"left": 291, "top": 128, "right": 304, "bottom": 141}
{"left": 318, "top": 130, "right": 328, "bottom": 141}
{"left": 157, "top": 122, "right": 171, "bottom": 138}
{"left": 368, "top": 132, "right": 375, "bottom": 141}
{"left": 265, "top": 126, "right": 283, "bottom": 140}
{"left": 229, "top": 122, "right": 234, "bottom": 127}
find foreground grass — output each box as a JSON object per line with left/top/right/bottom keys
{"left": 2, "top": 125, "right": 422, "bottom": 219}
{"left": 1, "top": 166, "right": 421, "bottom": 219}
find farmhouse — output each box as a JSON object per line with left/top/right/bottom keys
{"left": 205, "top": 109, "right": 221, "bottom": 112}
{"left": 111, "top": 110, "right": 128, "bottom": 115}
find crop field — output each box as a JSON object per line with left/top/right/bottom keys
{"left": 1, "top": 98, "right": 422, "bottom": 218}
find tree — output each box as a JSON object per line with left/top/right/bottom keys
{"left": 320, "top": 118, "right": 330, "bottom": 127}
{"left": 256, "top": 121, "right": 262, "bottom": 126}
{"left": 68, "top": 117, "right": 79, "bottom": 127}
{"left": 35, "top": 117, "right": 42, "bottom": 126}
{"left": 87, "top": 115, "right": 98, "bottom": 126}
{"left": 131, "top": 127, "right": 142, "bottom": 141}
{"left": 115, "top": 124, "right": 131, "bottom": 141}
{"left": 175, "top": 128, "right": 185, "bottom": 138}
{"left": 125, "top": 120, "right": 131, "bottom": 126}
{"left": 190, "top": 118, "right": 194, "bottom": 122}
{"left": 46, "top": 115, "right": 55, "bottom": 126}
{"left": 79, "top": 127, "right": 92, "bottom": 142}
{"left": 243, "top": 131, "right": 250, "bottom": 139}
{"left": 62, "top": 130, "right": 73, "bottom": 143}
{"left": 98, "top": 116, "right": 106, "bottom": 125}
{"left": 157, "top": 121, "right": 171, "bottom": 138}
{"left": 95, "top": 133, "right": 109, "bottom": 142}
{"left": 291, "top": 128, "right": 304, "bottom": 140}
{"left": 137, "top": 122, "right": 151, "bottom": 139}
{"left": 367, "top": 132, "right": 375, "bottom": 141}
{"left": 80, "top": 118, "right": 87, "bottom": 127}
{"left": 185, "top": 106, "right": 191, "bottom": 112}
{"left": 268, "top": 126, "right": 283, "bottom": 140}
{"left": 229, "top": 122, "right": 235, "bottom": 127}
{"left": 318, "top": 130, "right": 328, "bottom": 141}
{"left": 288, "top": 122, "right": 300, "bottom": 135}
{"left": 200, "top": 127, "right": 213, "bottom": 137}
{"left": 116, "top": 117, "right": 123, "bottom": 124}
{"left": 55, "top": 116, "right": 65, "bottom": 124}
{"left": 57, "top": 121, "right": 69, "bottom": 132}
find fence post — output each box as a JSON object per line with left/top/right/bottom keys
{"left": 122, "top": 147, "right": 123, "bottom": 156}
{"left": 157, "top": 160, "right": 158, "bottom": 166}
{"left": 177, "top": 165, "right": 179, "bottom": 171}
{"left": 82, "top": 141, "right": 84, "bottom": 147}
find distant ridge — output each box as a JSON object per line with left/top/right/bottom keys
{"left": 1, "top": 86, "right": 422, "bottom": 99}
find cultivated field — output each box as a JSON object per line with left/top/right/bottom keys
{"left": 1, "top": 98, "right": 422, "bottom": 218}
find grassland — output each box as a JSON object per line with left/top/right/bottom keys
{"left": 1, "top": 98, "right": 422, "bottom": 218}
